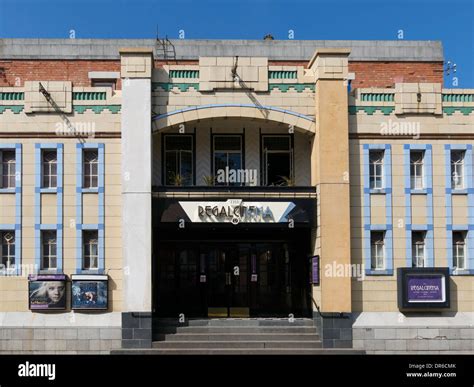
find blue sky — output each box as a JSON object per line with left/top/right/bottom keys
{"left": 0, "top": 0, "right": 473, "bottom": 86}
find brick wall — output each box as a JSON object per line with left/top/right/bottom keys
{"left": 349, "top": 61, "right": 444, "bottom": 89}
{"left": 0, "top": 59, "right": 444, "bottom": 89}
{"left": 0, "top": 60, "right": 121, "bottom": 88}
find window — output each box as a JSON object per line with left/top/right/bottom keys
{"left": 1, "top": 150, "right": 15, "bottom": 189}
{"left": 262, "top": 136, "right": 293, "bottom": 186}
{"left": 1, "top": 231, "right": 15, "bottom": 269}
{"left": 410, "top": 150, "right": 424, "bottom": 189}
{"left": 412, "top": 231, "right": 426, "bottom": 268}
{"left": 83, "top": 230, "right": 98, "bottom": 270}
{"left": 451, "top": 150, "right": 465, "bottom": 189}
{"left": 370, "top": 231, "right": 385, "bottom": 270}
{"left": 92, "top": 79, "right": 116, "bottom": 90}
{"left": 42, "top": 150, "right": 57, "bottom": 188}
{"left": 164, "top": 135, "right": 193, "bottom": 186}
{"left": 41, "top": 230, "right": 57, "bottom": 270}
{"left": 453, "top": 231, "right": 467, "bottom": 270}
{"left": 213, "top": 135, "right": 242, "bottom": 186}
{"left": 369, "top": 150, "right": 384, "bottom": 189}
{"left": 83, "top": 150, "right": 98, "bottom": 188}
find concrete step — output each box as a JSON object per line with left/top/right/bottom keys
{"left": 154, "top": 333, "right": 320, "bottom": 342}
{"left": 113, "top": 348, "right": 365, "bottom": 355}
{"left": 153, "top": 318, "right": 316, "bottom": 328}
{"left": 154, "top": 326, "right": 318, "bottom": 334}
{"left": 152, "top": 340, "right": 322, "bottom": 349}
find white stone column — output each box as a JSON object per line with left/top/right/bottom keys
{"left": 120, "top": 49, "right": 153, "bottom": 314}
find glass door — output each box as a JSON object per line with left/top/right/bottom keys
{"left": 207, "top": 245, "right": 250, "bottom": 317}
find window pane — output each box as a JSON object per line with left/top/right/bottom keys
{"left": 263, "top": 136, "right": 290, "bottom": 151}
{"left": 165, "top": 152, "right": 178, "bottom": 185}
{"left": 180, "top": 151, "right": 193, "bottom": 186}
{"left": 214, "top": 136, "right": 241, "bottom": 151}
{"left": 165, "top": 136, "right": 192, "bottom": 151}
{"left": 451, "top": 150, "right": 465, "bottom": 189}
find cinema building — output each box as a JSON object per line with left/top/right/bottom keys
{"left": 0, "top": 38, "right": 473, "bottom": 353}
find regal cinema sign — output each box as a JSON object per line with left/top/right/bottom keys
{"left": 179, "top": 199, "right": 296, "bottom": 224}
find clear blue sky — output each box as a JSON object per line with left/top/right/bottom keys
{"left": 0, "top": 0, "right": 473, "bottom": 87}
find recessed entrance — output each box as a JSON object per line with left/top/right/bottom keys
{"left": 153, "top": 227, "right": 311, "bottom": 318}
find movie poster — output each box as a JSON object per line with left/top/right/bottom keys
{"left": 28, "top": 275, "right": 67, "bottom": 310}
{"left": 71, "top": 275, "right": 108, "bottom": 310}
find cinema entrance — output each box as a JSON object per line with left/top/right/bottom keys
{"left": 153, "top": 198, "right": 315, "bottom": 318}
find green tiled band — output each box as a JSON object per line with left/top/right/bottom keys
{"left": 0, "top": 92, "right": 24, "bottom": 101}
{"left": 73, "top": 105, "right": 121, "bottom": 114}
{"left": 73, "top": 92, "right": 107, "bottom": 101}
{"left": 349, "top": 106, "right": 395, "bottom": 115}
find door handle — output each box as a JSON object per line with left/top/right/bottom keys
{"left": 225, "top": 273, "right": 231, "bottom": 285}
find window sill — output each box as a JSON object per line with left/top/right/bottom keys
{"left": 76, "top": 269, "right": 104, "bottom": 275}
{"left": 369, "top": 188, "right": 387, "bottom": 194}
{"left": 365, "top": 269, "right": 393, "bottom": 276}
{"left": 410, "top": 189, "right": 429, "bottom": 195}
{"left": 38, "top": 269, "right": 61, "bottom": 275}
{"left": 452, "top": 269, "right": 474, "bottom": 276}
{"left": 81, "top": 188, "right": 99, "bottom": 193}
{"left": 451, "top": 189, "right": 469, "bottom": 195}
{"left": 38, "top": 188, "right": 58, "bottom": 194}
{"left": 0, "top": 188, "right": 16, "bottom": 194}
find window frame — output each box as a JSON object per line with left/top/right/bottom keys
{"left": 452, "top": 231, "right": 467, "bottom": 270}
{"left": 1, "top": 231, "right": 15, "bottom": 270}
{"left": 260, "top": 134, "right": 294, "bottom": 186}
{"left": 41, "top": 230, "right": 57, "bottom": 270}
{"left": 82, "top": 230, "right": 99, "bottom": 270}
{"left": 162, "top": 134, "right": 195, "bottom": 186}
{"left": 83, "top": 149, "right": 99, "bottom": 189}
{"left": 370, "top": 231, "right": 385, "bottom": 270}
{"left": 412, "top": 231, "right": 426, "bottom": 268}
{"left": 451, "top": 150, "right": 465, "bottom": 190}
{"left": 410, "top": 150, "right": 425, "bottom": 190}
{"left": 41, "top": 150, "right": 58, "bottom": 189}
{"left": 369, "top": 149, "right": 384, "bottom": 189}
{"left": 1, "top": 150, "right": 16, "bottom": 189}
{"left": 211, "top": 134, "right": 244, "bottom": 186}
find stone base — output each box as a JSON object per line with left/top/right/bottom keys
{"left": 0, "top": 327, "right": 121, "bottom": 354}
{"left": 121, "top": 312, "right": 152, "bottom": 349}
{"left": 313, "top": 312, "right": 353, "bottom": 348}
{"left": 352, "top": 312, "right": 474, "bottom": 354}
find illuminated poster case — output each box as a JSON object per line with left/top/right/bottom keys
{"left": 71, "top": 274, "right": 108, "bottom": 310}
{"left": 28, "top": 274, "right": 67, "bottom": 311}
{"left": 397, "top": 268, "right": 450, "bottom": 310}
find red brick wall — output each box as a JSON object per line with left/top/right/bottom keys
{"left": 0, "top": 59, "right": 444, "bottom": 89}
{"left": 349, "top": 61, "right": 444, "bottom": 89}
{"left": 0, "top": 60, "right": 121, "bottom": 88}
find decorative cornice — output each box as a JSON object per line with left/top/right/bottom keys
{"left": 0, "top": 105, "right": 24, "bottom": 114}
{"left": 348, "top": 106, "right": 395, "bottom": 115}
{"left": 73, "top": 105, "right": 121, "bottom": 114}
{"left": 268, "top": 84, "right": 314, "bottom": 92}
{"left": 152, "top": 83, "right": 199, "bottom": 92}
{"left": 443, "top": 107, "right": 474, "bottom": 115}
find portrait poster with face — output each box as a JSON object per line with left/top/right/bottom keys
{"left": 71, "top": 275, "right": 108, "bottom": 310}
{"left": 28, "top": 274, "right": 67, "bottom": 310}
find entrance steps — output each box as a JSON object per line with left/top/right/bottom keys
{"left": 113, "top": 318, "right": 362, "bottom": 355}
